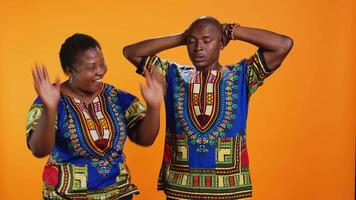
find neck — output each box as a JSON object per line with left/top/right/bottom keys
{"left": 64, "top": 80, "right": 98, "bottom": 102}
{"left": 196, "top": 62, "right": 222, "bottom": 72}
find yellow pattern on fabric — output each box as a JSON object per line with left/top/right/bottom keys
{"left": 247, "top": 50, "right": 275, "bottom": 96}
{"left": 26, "top": 103, "right": 58, "bottom": 146}
{"left": 124, "top": 98, "right": 146, "bottom": 131}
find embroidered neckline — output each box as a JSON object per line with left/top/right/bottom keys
{"left": 188, "top": 70, "right": 222, "bottom": 132}
{"left": 61, "top": 84, "right": 115, "bottom": 156}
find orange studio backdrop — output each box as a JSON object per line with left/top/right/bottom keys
{"left": 0, "top": 0, "right": 355, "bottom": 199}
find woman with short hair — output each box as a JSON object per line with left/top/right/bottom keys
{"left": 26, "top": 33, "right": 163, "bottom": 199}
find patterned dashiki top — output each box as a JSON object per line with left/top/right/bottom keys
{"left": 26, "top": 83, "right": 145, "bottom": 199}
{"left": 137, "top": 49, "right": 275, "bottom": 200}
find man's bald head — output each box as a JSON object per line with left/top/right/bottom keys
{"left": 187, "top": 16, "right": 223, "bottom": 37}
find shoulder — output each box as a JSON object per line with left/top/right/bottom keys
{"left": 168, "top": 61, "right": 195, "bottom": 75}
{"left": 224, "top": 58, "right": 248, "bottom": 72}
{"left": 103, "top": 83, "right": 137, "bottom": 103}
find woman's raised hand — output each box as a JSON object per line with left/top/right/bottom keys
{"left": 140, "top": 66, "right": 165, "bottom": 109}
{"left": 32, "top": 64, "right": 61, "bottom": 111}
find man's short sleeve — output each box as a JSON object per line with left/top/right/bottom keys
{"left": 246, "top": 49, "right": 276, "bottom": 96}
{"left": 136, "top": 56, "right": 171, "bottom": 80}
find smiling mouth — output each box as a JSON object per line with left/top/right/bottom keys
{"left": 94, "top": 79, "right": 103, "bottom": 83}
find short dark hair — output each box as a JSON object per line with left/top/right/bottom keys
{"left": 188, "top": 16, "right": 223, "bottom": 37}
{"left": 59, "top": 33, "right": 101, "bottom": 73}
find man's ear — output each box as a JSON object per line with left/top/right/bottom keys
{"left": 220, "top": 37, "right": 225, "bottom": 50}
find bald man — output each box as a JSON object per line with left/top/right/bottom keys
{"left": 123, "top": 16, "right": 293, "bottom": 200}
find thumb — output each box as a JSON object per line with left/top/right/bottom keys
{"left": 139, "top": 82, "right": 145, "bottom": 95}
{"left": 54, "top": 76, "right": 61, "bottom": 91}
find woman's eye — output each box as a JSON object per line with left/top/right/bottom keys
{"left": 86, "top": 65, "right": 95, "bottom": 71}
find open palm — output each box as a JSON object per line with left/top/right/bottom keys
{"left": 140, "top": 67, "right": 164, "bottom": 109}
{"left": 32, "top": 64, "right": 60, "bottom": 110}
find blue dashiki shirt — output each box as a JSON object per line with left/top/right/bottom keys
{"left": 137, "top": 49, "right": 275, "bottom": 199}
{"left": 26, "top": 83, "right": 145, "bottom": 199}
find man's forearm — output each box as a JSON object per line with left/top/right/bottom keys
{"left": 123, "top": 33, "right": 186, "bottom": 67}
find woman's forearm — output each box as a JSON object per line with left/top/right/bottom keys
{"left": 133, "top": 105, "right": 161, "bottom": 146}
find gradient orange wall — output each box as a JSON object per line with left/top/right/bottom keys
{"left": 0, "top": 0, "right": 355, "bottom": 199}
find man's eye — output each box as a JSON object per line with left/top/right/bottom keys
{"left": 204, "top": 40, "right": 212, "bottom": 43}
{"left": 187, "top": 39, "right": 195, "bottom": 44}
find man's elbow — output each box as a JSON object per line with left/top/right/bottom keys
{"left": 122, "top": 46, "right": 141, "bottom": 67}
{"left": 279, "top": 36, "right": 293, "bottom": 55}
{"left": 267, "top": 36, "right": 293, "bottom": 70}
{"left": 122, "top": 46, "right": 131, "bottom": 59}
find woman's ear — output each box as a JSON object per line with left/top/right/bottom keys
{"left": 64, "top": 67, "right": 72, "bottom": 76}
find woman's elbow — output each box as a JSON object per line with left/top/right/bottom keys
{"left": 31, "top": 148, "right": 50, "bottom": 158}
{"left": 28, "top": 142, "right": 51, "bottom": 158}
{"left": 138, "top": 136, "right": 157, "bottom": 147}
{"left": 139, "top": 141, "right": 154, "bottom": 147}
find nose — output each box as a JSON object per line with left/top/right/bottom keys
{"left": 95, "top": 64, "right": 105, "bottom": 76}
{"left": 194, "top": 40, "right": 203, "bottom": 52}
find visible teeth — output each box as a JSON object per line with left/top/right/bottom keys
{"left": 95, "top": 79, "right": 102, "bottom": 83}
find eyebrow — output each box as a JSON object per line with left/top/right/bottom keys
{"left": 188, "top": 35, "right": 213, "bottom": 39}
{"left": 83, "top": 61, "right": 96, "bottom": 65}
{"left": 83, "top": 57, "right": 104, "bottom": 64}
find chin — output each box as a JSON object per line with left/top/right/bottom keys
{"left": 88, "top": 84, "right": 102, "bottom": 92}
{"left": 192, "top": 62, "right": 206, "bottom": 69}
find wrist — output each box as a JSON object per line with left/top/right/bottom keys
{"left": 146, "top": 103, "right": 161, "bottom": 111}
{"left": 226, "top": 23, "right": 240, "bottom": 40}
{"left": 43, "top": 104, "right": 58, "bottom": 113}
{"left": 180, "top": 31, "right": 187, "bottom": 45}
